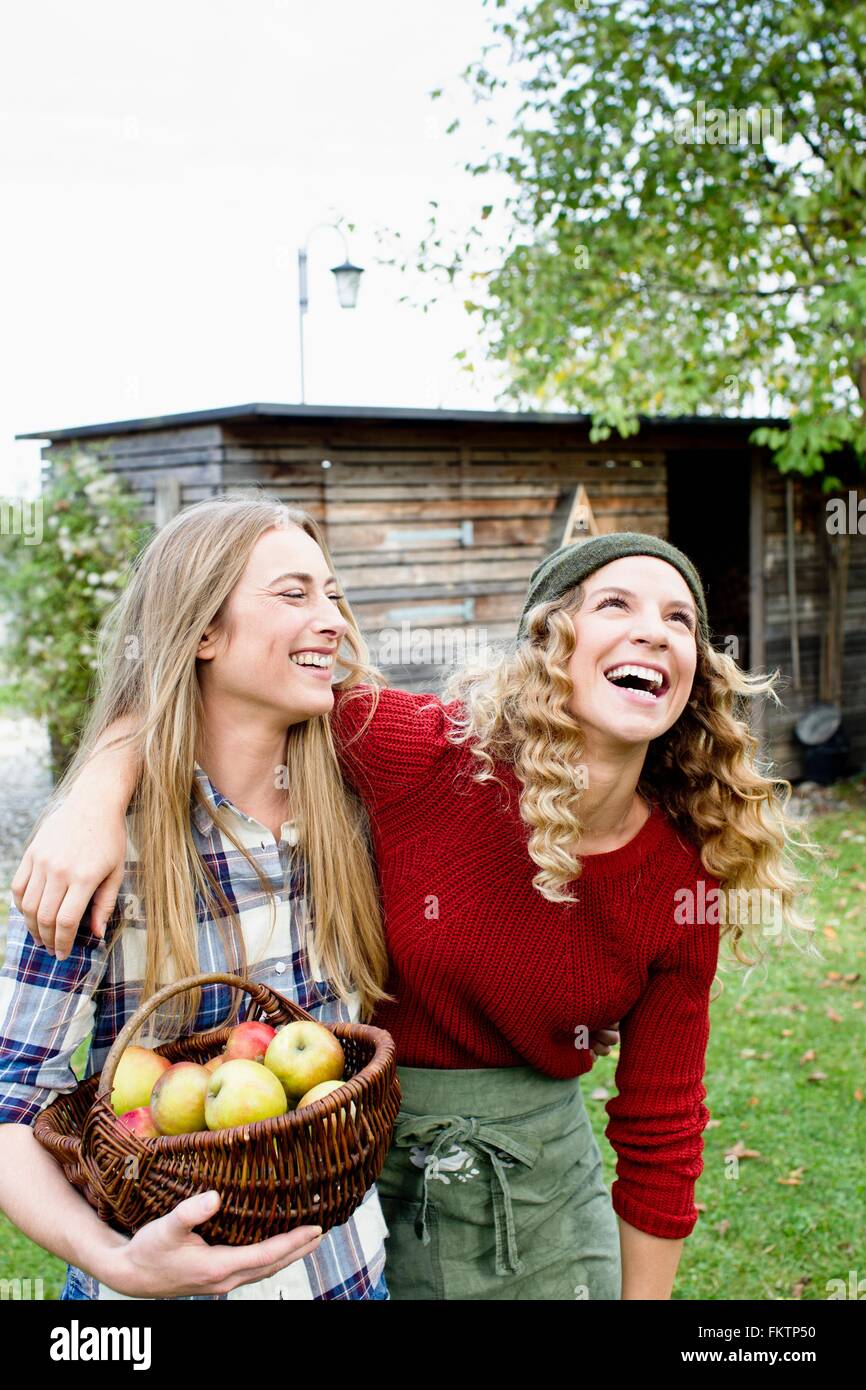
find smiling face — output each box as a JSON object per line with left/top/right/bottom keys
{"left": 196, "top": 523, "right": 349, "bottom": 727}
{"left": 565, "top": 555, "right": 699, "bottom": 751}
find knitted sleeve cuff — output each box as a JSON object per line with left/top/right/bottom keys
{"left": 610, "top": 1180, "right": 700, "bottom": 1241}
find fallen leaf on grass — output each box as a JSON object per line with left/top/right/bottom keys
{"left": 827, "top": 1006, "right": 843, "bottom": 1022}
{"left": 777, "top": 1167, "right": 806, "bottom": 1185}
{"left": 806, "top": 1071, "right": 828, "bottom": 1082}
{"left": 799, "top": 1049, "right": 817, "bottom": 1064}
{"left": 590, "top": 1087, "right": 610, "bottom": 1101}
{"left": 725, "top": 1140, "right": 762, "bottom": 1160}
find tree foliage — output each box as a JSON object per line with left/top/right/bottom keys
{"left": 399, "top": 0, "right": 866, "bottom": 478}
{"left": 0, "top": 449, "right": 150, "bottom": 773}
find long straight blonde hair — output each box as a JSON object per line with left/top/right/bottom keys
{"left": 35, "top": 491, "right": 391, "bottom": 1035}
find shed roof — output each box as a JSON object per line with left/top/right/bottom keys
{"left": 16, "top": 401, "right": 789, "bottom": 442}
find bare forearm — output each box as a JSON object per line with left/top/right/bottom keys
{"left": 76, "top": 713, "right": 142, "bottom": 806}
{"left": 0, "top": 1123, "right": 128, "bottom": 1283}
{"left": 618, "top": 1216, "right": 684, "bottom": 1299}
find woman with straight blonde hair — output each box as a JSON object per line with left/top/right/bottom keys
{"left": 0, "top": 491, "right": 393, "bottom": 1299}
{"left": 10, "top": 529, "right": 820, "bottom": 1300}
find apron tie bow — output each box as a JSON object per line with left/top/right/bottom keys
{"left": 392, "top": 1112, "right": 543, "bottom": 1277}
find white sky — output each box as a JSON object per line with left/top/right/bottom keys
{"left": 1, "top": 0, "right": 517, "bottom": 496}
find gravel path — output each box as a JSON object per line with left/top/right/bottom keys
{"left": 0, "top": 715, "right": 54, "bottom": 900}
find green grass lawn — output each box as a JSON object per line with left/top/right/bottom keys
{"left": 0, "top": 782, "right": 863, "bottom": 1300}
{"left": 589, "top": 778, "right": 864, "bottom": 1302}
{"left": 0, "top": 891, "right": 90, "bottom": 1297}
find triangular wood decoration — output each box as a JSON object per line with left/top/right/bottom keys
{"left": 560, "top": 484, "right": 600, "bottom": 546}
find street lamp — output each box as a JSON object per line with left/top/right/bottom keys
{"left": 298, "top": 221, "right": 364, "bottom": 402}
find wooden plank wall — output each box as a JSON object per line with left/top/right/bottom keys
{"left": 43, "top": 425, "right": 225, "bottom": 523}
{"left": 44, "top": 415, "right": 866, "bottom": 782}
{"left": 218, "top": 420, "right": 668, "bottom": 692}
{"left": 762, "top": 467, "right": 866, "bottom": 781}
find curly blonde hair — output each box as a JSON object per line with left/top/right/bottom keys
{"left": 439, "top": 584, "right": 824, "bottom": 971}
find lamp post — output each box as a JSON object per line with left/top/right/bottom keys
{"left": 298, "top": 221, "right": 363, "bottom": 403}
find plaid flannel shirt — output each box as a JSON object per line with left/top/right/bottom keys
{"left": 0, "top": 764, "right": 388, "bottom": 1300}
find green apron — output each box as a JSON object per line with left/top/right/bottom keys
{"left": 375, "top": 1064, "right": 622, "bottom": 1301}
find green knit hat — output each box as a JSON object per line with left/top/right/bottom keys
{"left": 517, "top": 531, "right": 710, "bottom": 641}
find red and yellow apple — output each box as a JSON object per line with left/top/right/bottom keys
{"left": 223, "top": 1020, "right": 277, "bottom": 1064}
{"left": 205, "top": 1058, "right": 288, "bottom": 1131}
{"left": 150, "top": 1061, "right": 211, "bottom": 1134}
{"left": 111, "top": 1045, "right": 171, "bottom": 1116}
{"left": 203, "top": 1054, "right": 225, "bottom": 1074}
{"left": 116, "top": 1106, "right": 160, "bottom": 1138}
{"left": 264, "top": 1021, "right": 345, "bottom": 1103}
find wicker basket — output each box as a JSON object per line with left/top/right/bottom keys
{"left": 33, "top": 971, "right": 401, "bottom": 1245}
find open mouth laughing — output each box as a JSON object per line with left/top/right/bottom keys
{"left": 603, "top": 662, "right": 671, "bottom": 703}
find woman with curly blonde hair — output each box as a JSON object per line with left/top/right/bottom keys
{"left": 11, "top": 529, "right": 819, "bottom": 1301}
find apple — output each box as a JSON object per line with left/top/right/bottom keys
{"left": 223, "top": 1020, "right": 277, "bottom": 1064}
{"left": 203, "top": 1054, "right": 225, "bottom": 1074}
{"left": 116, "top": 1106, "right": 160, "bottom": 1138}
{"left": 264, "top": 1021, "right": 345, "bottom": 1103}
{"left": 205, "top": 1058, "right": 288, "bottom": 1131}
{"left": 150, "top": 1061, "right": 211, "bottom": 1134}
{"left": 296, "top": 1079, "right": 357, "bottom": 1122}
{"left": 111, "top": 1045, "right": 172, "bottom": 1116}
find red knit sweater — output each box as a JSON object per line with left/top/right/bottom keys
{"left": 331, "top": 684, "right": 721, "bottom": 1241}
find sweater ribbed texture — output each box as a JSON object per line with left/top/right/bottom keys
{"left": 332, "top": 684, "right": 720, "bottom": 1240}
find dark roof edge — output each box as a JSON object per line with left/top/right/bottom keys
{"left": 15, "top": 400, "right": 790, "bottom": 442}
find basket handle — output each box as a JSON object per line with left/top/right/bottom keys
{"left": 96, "top": 971, "right": 311, "bottom": 1102}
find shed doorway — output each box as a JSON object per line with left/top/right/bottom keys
{"left": 665, "top": 452, "right": 752, "bottom": 668}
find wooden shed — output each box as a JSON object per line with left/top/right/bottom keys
{"left": 18, "top": 403, "right": 866, "bottom": 782}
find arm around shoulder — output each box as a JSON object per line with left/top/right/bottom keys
{"left": 330, "top": 682, "right": 458, "bottom": 813}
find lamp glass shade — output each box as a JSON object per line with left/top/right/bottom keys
{"left": 331, "top": 261, "right": 363, "bottom": 308}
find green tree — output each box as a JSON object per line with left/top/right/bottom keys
{"left": 394, "top": 0, "right": 866, "bottom": 478}
{"left": 0, "top": 448, "right": 150, "bottom": 777}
